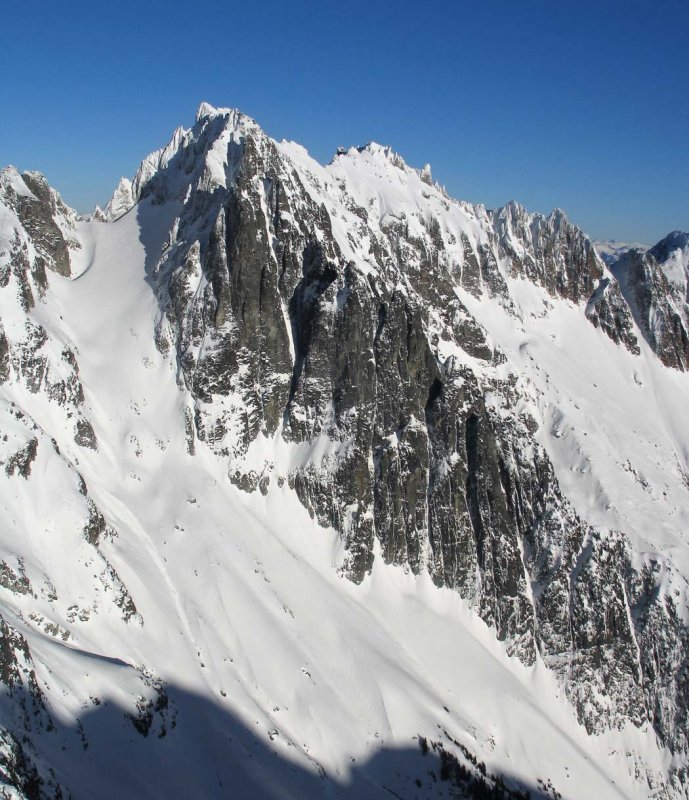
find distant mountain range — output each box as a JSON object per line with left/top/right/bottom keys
{"left": 593, "top": 239, "right": 649, "bottom": 265}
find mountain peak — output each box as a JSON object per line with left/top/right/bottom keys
{"left": 650, "top": 230, "right": 689, "bottom": 259}
{"left": 649, "top": 230, "right": 689, "bottom": 290}
{"left": 194, "top": 101, "right": 258, "bottom": 131}
{"left": 104, "top": 176, "right": 134, "bottom": 221}
{"left": 332, "top": 142, "right": 440, "bottom": 188}
{"left": 196, "top": 100, "right": 222, "bottom": 121}
{"left": 103, "top": 105, "right": 265, "bottom": 220}
{"left": 354, "top": 141, "right": 407, "bottom": 167}
{"left": 0, "top": 165, "right": 34, "bottom": 199}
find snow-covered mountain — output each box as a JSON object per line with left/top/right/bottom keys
{"left": 1, "top": 103, "right": 689, "bottom": 799}
{"left": 594, "top": 240, "right": 649, "bottom": 266}
{"left": 607, "top": 233, "right": 689, "bottom": 372}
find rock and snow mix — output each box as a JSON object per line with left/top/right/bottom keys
{"left": 0, "top": 103, "right": 688, "bottom": 799}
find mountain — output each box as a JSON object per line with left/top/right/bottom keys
{"left": 594, "top": 240, "right": 648, "bottom": 266}
{"left": 0, "top": 103, "right": 688, "bottom": 799}
{"left": 607, "top": 232, "right": 689, "bottom": 371}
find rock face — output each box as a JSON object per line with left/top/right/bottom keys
{"left": 1, "top": 105, "right": 689, "bottom": 798}
{"left": 0, "top": 168, "right": 97, "bottom": 451}
{"left": 585, "top": 275, "right": 641, "bottom": 353}
{"left": 493, "top": 202, "right": 602, "bottom": 303}
{"left": 611, "top": 233, "right": 689, "bottom": 370}
{"left": 139, "top": 109, "right": 689, "bottom": 756}
{"left": 0, "top": 169, "right": 76, "bottom": 282}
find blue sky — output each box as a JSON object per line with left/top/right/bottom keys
{"left": 1, "top": 0, "right": 686, "bottom": 243}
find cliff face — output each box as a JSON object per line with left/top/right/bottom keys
{"left": 611, "top": 233, "right": 689, "bottom": 371}
{"left": 139, "top": 109, "right": 689, "bottom": 754}
{"left": 1, "top": 106, "right": 689, "bottom": 799}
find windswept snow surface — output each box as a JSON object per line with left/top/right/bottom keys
{"left": 1, "top": 109, "right": 688, "bottom": 799}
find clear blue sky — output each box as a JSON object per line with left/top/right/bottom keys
{"left": 2, "top": 0, "right": 686, "bottom": 244}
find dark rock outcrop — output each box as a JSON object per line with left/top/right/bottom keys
{"left": 612, "top": 235, "right": 689, "bottom": 370}
{"left": 492, "top": 202, "right": 602, "bottom": 304}
{"left": 585, "top": 276, "right": 641, "bottom": 353}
